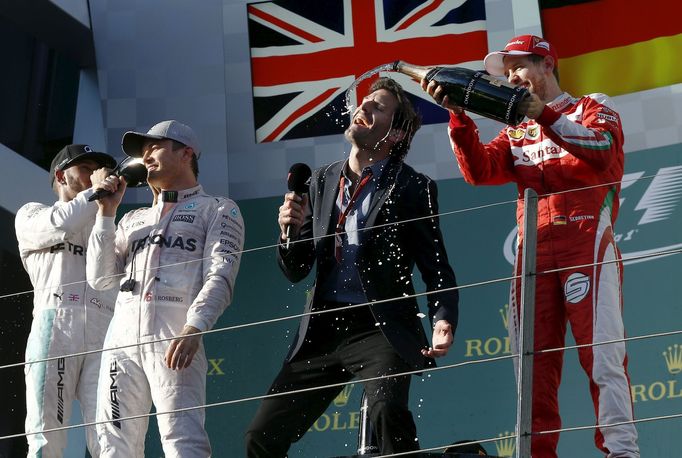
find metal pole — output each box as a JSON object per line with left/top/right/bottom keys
{"left": 516, "top": 188, "right": 538, "bottom": 458}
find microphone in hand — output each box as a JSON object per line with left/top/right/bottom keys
{"left": 285, "top": 163, "right": 311, "bottom": 248}
{"left": 88, "top": 160, "right": 149, "bottom": 202}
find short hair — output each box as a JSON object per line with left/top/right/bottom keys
{"left": 171, "top": 140, "right": 199, "bottom": 178}
{"left": 528, "top": 54, "right": 560, "bottom": 83}
{"left": 368, "top": 77, "right": 422, "bottom": 160}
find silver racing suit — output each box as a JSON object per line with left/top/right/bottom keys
{"left": 15, "top": 188, "right": 117, "bottom": 457}
{"left": 87, "top": 184, "right": 244, "bottom": 458}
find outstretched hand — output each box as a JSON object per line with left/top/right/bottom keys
{"left": 422, "top": 320, "right": 453, "bottom": 358}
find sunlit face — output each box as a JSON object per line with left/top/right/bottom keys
{"left": 345, "top": 88, "right": 399, "bottom": 152}
{"left": 141, "top": 139, "right": 186, "bottom": 187}
{"left": 60, "top": 159, "right": 100, "bottom": 200}
{"left": 503, "top": 54, "right": 550, "bottom": 99}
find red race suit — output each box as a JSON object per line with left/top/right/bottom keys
{"left": 448, "top": 92, "right": 639, "bottom": 458}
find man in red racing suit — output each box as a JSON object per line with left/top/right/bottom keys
{"left": 423, "top": 35, "right": 639, "bottom": 457}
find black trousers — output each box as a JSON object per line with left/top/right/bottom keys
{"left": 245, "top": 304, "right": 418, "bottom": 457}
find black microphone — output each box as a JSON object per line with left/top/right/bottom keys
{"left": 285, "top": 163, "right": 311, "bottom": 248}
{"left": 88, "top": 161, "right": 149, "bottom": 202}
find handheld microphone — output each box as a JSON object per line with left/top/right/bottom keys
{"left": 285, "top": 163, "right": 311, "bottom": 249}
{"left": 88, "top": 160, "right": 149, "bottom": 202}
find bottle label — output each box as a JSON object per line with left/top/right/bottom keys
{"left": 462, "top": 75, "right": 478, "bottom": 108}
{"left": 481, "top": 73, "right": 503, "bottom": 87}
{"left": 480, "top": 73, "right": 515, "bottom": 89}
{"left": 505, "top": 92, "right": 520, "bottom": 125}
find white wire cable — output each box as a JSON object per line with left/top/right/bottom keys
{"left": 0, "top": 353, "right": 516, "bottom": 441}
{"left": 4, "top": 314, "right": 682, "bottom": 443}
{"left": 3, "top": 243, "right": 680, "bottom": 372}
{"left": 0, "top": 272, "right": 520, "bottom": 370}
{"left": 535, "top": 328, "right": 682, "bottom": 356}
{"left": 0, "top": 197, "right": 518, "bottom": 302}
{"left": 377, "top": 409, "right": 682, "bottom": 457}
{"left": 2, "top": 169, "right": 680, "bottom": 446}
{"left": 535, "top": 412, "right": 682, "bottom": 437}
{"left": 0, "top": 168, "right": 671, "bottom": 302}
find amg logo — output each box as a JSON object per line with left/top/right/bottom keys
{"left": 57, "top": 358, "right": 65, "bottom": 423}
{"left": 109, "top": 361, "right": 121, "bottom": 429}
{"left": 172, "top": 214, "right": 195, "bottom": 223}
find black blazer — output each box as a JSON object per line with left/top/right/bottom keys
{"left": 277, "top": 156, "right": 459, "bottom": 370}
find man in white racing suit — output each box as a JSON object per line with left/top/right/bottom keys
{"left": 15, "top": 144, "right": 117, "bottom": 457}
{"left": 87, "top": 120, "right": 244, "bottom": 457}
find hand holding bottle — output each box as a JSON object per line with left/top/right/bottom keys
{"left": 393, "top": 60, "right": 529, "bottom": 125}
{"left": 518, "top": 93, "right": 546, "bottom": 120}
{"left": 420, "top": 78, "right": 464, "bottom": 114}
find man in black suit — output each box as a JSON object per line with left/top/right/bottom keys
{"left": 245, "top": 77, "right": 459, "bottom": 457}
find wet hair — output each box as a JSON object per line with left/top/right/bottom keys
{"left": 368, "top": 77, "right": 422, "bottom": 160}
{"left": 528, "top": 54, "right": 560, "bottom": 83}
{"left": 171, "top": 140, "right": 199, "bottom": 178}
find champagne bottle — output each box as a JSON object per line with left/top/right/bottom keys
{"left": 392, "top": 60, "right": 529, "bottom": 126}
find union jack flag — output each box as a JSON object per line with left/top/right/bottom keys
{"left": 248, "top": 0, "right": 488, "bottom": 143}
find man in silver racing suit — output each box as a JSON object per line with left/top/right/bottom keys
{"left": 15, "top": 144, "right": 117, "bottom": 457}
{"left": 87, "top": 120, "right": 244, "bottom": 457}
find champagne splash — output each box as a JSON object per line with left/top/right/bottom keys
{"left": 345, "top": 60, "right": 529, "bottom": 125}
{"left": 343, "top": 62, "right": 398, "bottom": 117}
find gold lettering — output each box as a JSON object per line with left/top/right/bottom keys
{"left": 332, "top": 412, "right": 347, "bottom": 430}
{"left": 668, "top": 380, "right": 682, "bottom": 399}
{"left": 465, "top": 339, "right": 483, "bottom": 357}
{"left": 630, "top": 379, "right": 682, "bottom": 403}
{"left": 207, "top": 358, "right": 225, "bottom": 376}
{"left": 312, "top": 414, "right": 330, "bottom": 432}
{"left": 465, "top": 337, "right": 512, "bottom": 358}
{"left": 631, "top": 384, "right": 647, "bottom": 403}
{"left": 648, "top": 382, "right": 666, "bottom": 401}
{"left": 484, "top": 337, "right": 502, "bottom": 355}
{"left": 348, "top": 411, "right": 360, "bottom": 430}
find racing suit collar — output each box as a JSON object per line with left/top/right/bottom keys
{"left": 159, "top": 185, "right": 203, "bottom": 204}
{"left": 546, "top": 92, "right": 574, "bottom": 112}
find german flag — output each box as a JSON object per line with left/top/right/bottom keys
{"left": 540, "top": 0, "right": 682, "bottom": 97}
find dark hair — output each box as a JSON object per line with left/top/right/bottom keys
{"left": 368, "top": 77, "right": 422, "bottom": 160}
{"left": 528, "top": 54, "right": 560, "bottom": 83}
{"left": 171, "top": 140, "right": 199, "bottom": 178}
